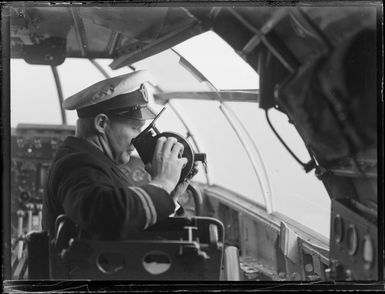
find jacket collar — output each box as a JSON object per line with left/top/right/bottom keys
{"left": 61, "top": 136, "right": 132, "bottom": 184}
{"left": 62, "top": 136, "right": 115, "bottom": 166}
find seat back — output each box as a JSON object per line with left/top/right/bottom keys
{"left": 57, "top": 216, "right": 224, "bottom": 280}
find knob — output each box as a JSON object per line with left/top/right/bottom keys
{"left": 19, "top": 191, "right": 30, "bottom": 202}
{"left": 26, "top": 203, "right": 34, "bottom": 211}
{"left": 34, "top": 138, "right": 42, "bottom": 149}
{"left": 17, "top": 210, "right": 25, "bottom": 217}
{"left": 16, "top": 137, "right": 24, "bottom": 148}
{"left": 325, "top": 260, "right": 345, "bottom": 280}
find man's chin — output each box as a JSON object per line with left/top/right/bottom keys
{"left": 118, "top": 154, "right": 131, "bottom": 165}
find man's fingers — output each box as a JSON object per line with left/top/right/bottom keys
{"left": 154, "top": 137, "right": 166, "bottom": 159}
{"left": 171, "top": 142, "right": 184, "bottom": 158}
{"left": 163, "top": 137, "right": 178, "bottom": 155}
{"left": 179, "top": 157, "right": 188, "bottom": 169}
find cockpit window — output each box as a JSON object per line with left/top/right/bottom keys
{"left": 56, "top": 59, "right": 107, "bottom": 125}
{"left": 173, "top": 31, "right": 259, "bottom": 90}
{"left": 10, "top": 30, "right": 331, "bottom": 238}
{"left": 173, "top": 30, "right": 331, "bottom": 237}
{"left": 132, "top": 49, "right": 212, "bottom": 92}
{"left": 11, "top": 60, "right": 62, "bottom": 126}
{"left": 169, "top": 99, "right": 267, "bottom": 205}
{"left": 10, "top": 58, "right": 109, "bottom": 127}
{"left": 227, "top": 102, "right": 331, "bottom": 238}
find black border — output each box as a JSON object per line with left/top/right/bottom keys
{"left": 1, "top": 2, "right": 11, "bottom": 282}
{"left": 376, "top": 2, "right": 384, "bottom": 285}
{"left": 1, "top": 0, "right": 384, "bottom": 292}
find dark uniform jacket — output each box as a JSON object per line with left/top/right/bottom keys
{"left": 42, "top": 136, "right": 176, "bottom": 240}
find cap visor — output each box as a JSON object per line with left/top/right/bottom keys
{"left": 116, "top": 106, "right": 156, "bottom": 120}
{"left": 139, "top": 106, "right": 157, "bottom": 120}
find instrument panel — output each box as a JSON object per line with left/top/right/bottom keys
{"left": 330, "top": 199, "right": 377, "bottom": 280}
{"left": 10, "top": 124, "right": 76, "bottom": 279}
{"left": 11, "top": 124, "right": 75, "bottom": 209}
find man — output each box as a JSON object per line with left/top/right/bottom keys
{"left": 42, "top": 70, "right": 192, "bottom": 240}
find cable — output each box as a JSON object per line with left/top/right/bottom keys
{"left": 265, "top": 109, "right": 315, "bottom": 173}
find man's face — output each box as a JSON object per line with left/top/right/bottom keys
{"left": 104, "top": 115, "right": 146, "bottom": 165}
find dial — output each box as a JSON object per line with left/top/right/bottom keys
{"left": 334, "top": 214, "right": 344, "bottom": 243}
{"left": 347, "top": 225, "right": 358, "bottom": 256}
{"left": 362, "top": 235, "right": 375, "bottom": 270}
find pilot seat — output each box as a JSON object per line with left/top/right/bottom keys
{"left": 26, "top": 215, "right": 241, "bottom": 280}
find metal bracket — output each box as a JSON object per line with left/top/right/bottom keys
{"left": 70, "top": 7, "right": 88, "bottom": 57}
{"left": 227, "top": 8, "right": 299, "bottom": 74}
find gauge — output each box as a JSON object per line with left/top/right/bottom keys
{"left": 304, "top": 263, "right": 313, "bottom": 273}
{"left": 346, "top": 225, "right": 358, "bottom": 256}
{"left": 334, "top": 214, "right": 344, "bottom": 243}
{"left": 362, "top": 235, "right": 375, "bottom": 270}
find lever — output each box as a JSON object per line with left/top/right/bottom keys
{"left": 26, "top": 203, "right": 34, "bottom": 233}
{"left": 36, "top": 203, "right": 43, "bottom": 231}
{"left": 16, "top": 210, "right": 25, "bottom": 260}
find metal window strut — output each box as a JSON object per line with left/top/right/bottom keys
{"left": 70, "top": 7, "right": 88, "bottom": 57}
{"left": 171, "top": 48, "right": 272, "bottom": 210}
{"left": 51, "top": 66, "right": 67, "bottom": 125}
{"left": 227, "top": 8, "right": 298, "bottom": 74}
{"left": 167, "top": 100, "right": 211, "bottom": 185}
{"left": 89, "top": 59, "right": 110, "bottom": 79}
{"left": 106, "top": 31, "right": 120, "bottom": 56}
{"left": 220, "top": 103, "right": 273, "bottom": 214}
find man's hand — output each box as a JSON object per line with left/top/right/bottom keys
{"left": 171, "top": 162, "right": 199, "bottom": 202}
{"left": 146, "top": 137, "right": 187, "bottom": 194}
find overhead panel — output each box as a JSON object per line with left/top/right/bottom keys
{"left": 108, "top": 7, "right": 204, "bottom": 69}
{"left": 10, "top": 7, "right": 206, "bottom": 63}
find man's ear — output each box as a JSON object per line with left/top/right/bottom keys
{"left": 94, "top": 113, "right": 109, "bottom": 134}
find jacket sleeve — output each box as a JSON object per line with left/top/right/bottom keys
{"left": 56, "top": 164, "right": 175, "bottom": 239}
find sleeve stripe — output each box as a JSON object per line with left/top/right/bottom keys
{"left": 133, "top": 187, "right": 157, "bottom": 226}
{"left": 128, "top": 187, "right": 151, "bottom": 229}
{"left": 131, "top": 187, "right": 157, "bottom": 228}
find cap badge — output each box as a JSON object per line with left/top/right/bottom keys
{"left": 93, "top": 85, "right": 115, "bottom": 102}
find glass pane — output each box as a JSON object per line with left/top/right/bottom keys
{"left": 173, "top": 100, "right": 266, "bottom": 205}
{"left": 132, "top": 49, "right": 212, "bottom": 92}
{"left": 11, "top": 60, "right": 62, "bottom": 127}
{"left": 228, "top": 102, "right": 331, "bottom": 238}
{"left": 174, "top": 31, "right": 259, "bottom": 90}
{"left": 56, "top": 58, "right": 108, "bottom": 125}
{"left": 10, "top": 58, "right": 137, "bottom": 128}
